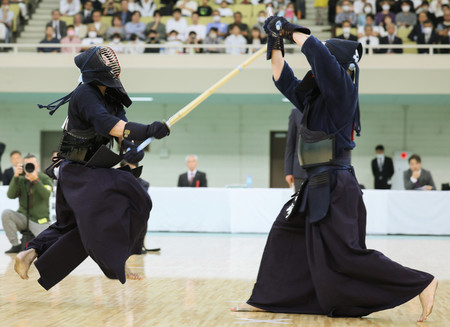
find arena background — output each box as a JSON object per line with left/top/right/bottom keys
{"left": 0, "top": 53, "right": 449, "bottom": 189}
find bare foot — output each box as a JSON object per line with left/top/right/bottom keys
{"left": 125, "top": 264, "right": 143, "bottom": 280}
{"left": 230, "top": 303, "right": 266, "bottom": 312}
{"left": 417, "top": 278, "right": 438, "bottom": 322}
{"left": 14, "top": 248, "right": 37, "bottom": 280}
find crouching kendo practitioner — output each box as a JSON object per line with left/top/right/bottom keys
{"left": 14, "top": 46, "right": 170, "bottom": 290}
{"left": 232, "top": 17, "right": 437, "bottom": 322}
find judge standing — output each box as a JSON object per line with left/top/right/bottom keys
{"left": 371, "top": 144, "right": 394, "bottom": 189}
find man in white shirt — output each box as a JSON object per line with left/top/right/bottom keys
{"left": 166, "top": 8, "right": 188, "bottom": 41}
{"left": 358, "top": 25, "right": 379, "bottom": 53}
{"left": 225, "top": 23, "right": 247, "bottom": 54}
{"left": 0, "top": 0, "right": 14, "bottom": 43}
{"left": 46, "top": 9, "right": 67, "bottom": 39}
{"left": 187, "top": 11, "right": 206, "bottom": 40}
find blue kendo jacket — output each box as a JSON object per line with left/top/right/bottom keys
{"left": 274, "top": 35, "right": 359, "bottom": 160}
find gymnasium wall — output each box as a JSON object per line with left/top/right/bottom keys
{"left": 0, "top": 53, "right": 449, "bottom": 188}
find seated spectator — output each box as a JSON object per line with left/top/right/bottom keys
{"left": 279, "top": 2, "right": 297, "bottom": 23}
{"left": 396, "top": 0, "right": 417, "bottom": 27}
{"left": 206, "top": 10, "right": 228, "bottom": 38}
{"left": 227, "top": 11, "right": 249, "bottom": 38}
{"left": 356, "top": 2, "right": 374, "bottom": 26}
{"left": 0, "top": 0, "right": 13, "bottom": 43}
{"left": 187, "top": 11, "right": 206, "bottom": 40}
{"left": 177, "top": 155, "right": 207, "bottom": 187}
{"left": 80, "top": 0, "right": 94, "bottom": 24}
{"left": 38, "top": 26, "right": 61, "bottom": 53}
{"left": 107, "top": 14, "right": 126, "bottom": 40}
{"left": 126, "top": 33, "right": 145, "bottom": 53}
{"left": 436, "top": 8, "right": 450, "bottom": 36}
{"left": 253, "top": 10, "right": 267, "bottom": 38}
{"left": 47, "top": 9, "right": 67, "bottom": 40}
{"left": 176, "top": 0, "right": 198, "bottom": 17}
{"left": 2, "top": 150, "right": 22, "bottom": 186}
{"left": 225, "top": 23, "right": 247, "bottom": 54}
{"left": 81, "top": 25, "right": 104, "bottom": 47}
{"left": 335, "top": 0, "right": 357, "bottom": 26}
{"left": 164, "top": 29, "right": 183, "bottom": 54}
{"left": 358, "top": 25, "right": 380, "bottom": 53}
{"left": 409, "top": 11, "right": 431, "bottom": 41}
{"left": 337, "top": 20, "right": 358, "bottom": 40}
{"left": 375, "top": 0, "right": 396, "bottom": 25}
{"left": 403, "top": 154, "right": 436, "bottom": 190}
{"left": 247, "top": 26, "right": 266, "bottom": 53}
{"left": 357, "top": 13, "right": 380, "bottom": 37}
{"left": 417, "top": 19, "right": 439, "bottom": 52}
{"left": 73, "top": 13, "right": 88, "bottom": 38}
{"left": 88, "top": 10, "right": 109, "bottom": 39}
{"left": 144, "top": 29, "right": 160, "bottom": 53}
{"left": 198, "top": 0, "right": 213, "bottom": 16}
{"left": 379, "top": 23, "right": 403, "bottom": 53}
{"left": 1, "top": 154, "right": 53, "bottom": 254}
{"left": 103, "top": 0, "right": 118, "bottom": 16}
{"left": 354, "top": 0, "right": 376, "bottom": 16}
{"left": 166, "top": 8, "right": 188, "bottom": 41}
{"left": 60, "top": 24, "right": 81, "bottom": 53}
{"left": 125, "top": 10, "right": 146, "bottom": 40}
{"left": 204, "top": 27, "right": 222, "bottom": 53}
{"left": 218, "top": 0, "right": 233, "bottom": 17}
{"left": 60, "top": 0, "right": 80, "bottom": 16}
{"left": 185, "top": 30, "right": 203, "bottom": 53}
{"left": 108, "top": 32, "right": 125, "bottom": 53}
{"left": 119, "top": 0, "right": 133, "bottom": 25}
{"left": 10, "top": 0, "right": 29, "bottom": 21}
{"left": 378, "top": 14, "right": 394, "bottom": 37}
{"left": 135, "top": 0, "right": 156, "bottom": 17}
{"left": 145, "top": 10, "right": 166, "bottom": 42}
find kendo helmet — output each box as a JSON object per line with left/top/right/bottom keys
{"left": 324, "top": 38, "right": 363, "bottom": 73}
{"left": 75, "top": 46, "right": 123, "bottom": 89}
{"left": 74, "top": 46, "right": 132, "bottom": 107}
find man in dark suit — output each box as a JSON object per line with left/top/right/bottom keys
{"left": 379, "top": 23, "right": 403, "bottom": 54}
{"left": 46, "top": 9, "right": 67, "bottom": 39}
{"left": 417, "top": 20, "right": 440, "bottom": 53}
{"left": 404, "top": 153, "right": 436, "bottom": 190}
{"left": 178, "top": 155, "right": 207, "bottom": 187}
{"left": 2, "top": 150, "right": 22, "bottom": 186}
{"left": 285, "top": 108, "right": 307, "bottom": 191}
{"left": 371, "top": 145, "right": 394, "bottom": 189}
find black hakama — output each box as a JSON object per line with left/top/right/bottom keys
{"left": 28, "top": 161, "right": 152, "bottom": 290}
{"left": 247, "top": 169, "right": 434, "bottom": 317}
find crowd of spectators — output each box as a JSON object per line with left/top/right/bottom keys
{"left": 333, "top": 0, "right": 450, "bottom": 54}
{"left": 33, "top": 0, "right": 314, "bottom": 54}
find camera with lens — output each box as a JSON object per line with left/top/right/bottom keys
{"left": 20, "top": 163, "right": 35, "bottom": 176}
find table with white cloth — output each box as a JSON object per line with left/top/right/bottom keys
{"left": 1, "top": 186, "right": 449, "bottom": 235}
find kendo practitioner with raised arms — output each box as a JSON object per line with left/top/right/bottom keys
{"left": 14, "top": 46, "right": 170, "bottom": 290}
{"left": 232, "top": 17, "right": 437, "bottom": 322}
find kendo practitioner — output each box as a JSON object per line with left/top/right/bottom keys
{"left": 232, "top": 17, "right": 437, "bottom": 322}
{"left": 14, "top": 46, "right": 170, "bottom": 290}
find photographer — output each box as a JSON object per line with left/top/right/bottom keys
{"left": 184, "top": 30, "right": 202, "bottom": 53}
{"left": 2, "top": 154, "right": 52, "bottom": 254}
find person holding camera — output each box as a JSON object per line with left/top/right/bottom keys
{"left": 2, "top": 154, "right": 52, "bottom": 254}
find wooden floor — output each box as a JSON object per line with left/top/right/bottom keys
{"left": 1, "top": 232, "right": 449, "bottom": 327}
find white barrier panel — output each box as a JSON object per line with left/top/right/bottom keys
{"left": 1, "top": 186, "right": 450, "bottom": 234}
